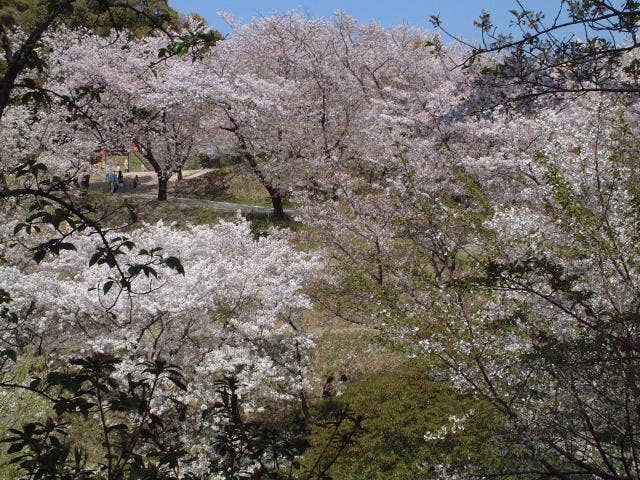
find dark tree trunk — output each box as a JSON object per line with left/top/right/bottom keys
{"left": 0, "top": 4, "right": 68, "bottom": 121}
{"left": 221, "top": 119, "right": 287, "bottom": 218}
{"left": 244, "top": 153, "right": 285, "bottom": 218}
{"left": 157, "top": 176, "right": 168, "bottom": 201}
{"left": 137, "top": 145, "right": 169, "bottom": 201}
{"left": 177, "top": 167, "right": 183, "bottom": 181}
{"left": 268, "top": 188, "right": 285, "bottom": 219}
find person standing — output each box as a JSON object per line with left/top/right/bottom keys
{"left": 109, "top": 170, "right": 117, "bottom": 193}
{"left": 81, "top": 172, "right": 90, "bottom": 188}
{"left": 117, "top": 167, "right": 124, "bottom": 191}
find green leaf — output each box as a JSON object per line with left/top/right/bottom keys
{"left": 142, "top": 266, "right": 157, "bottom": 278}
{"left": 6, "top": 442, "right": 26, "bottom": 454}
{"left": 165, "top": 256, "right": 185, "bottom": 275}
{"left": 168, "top": 376, "right": 187, "bottom": 391}
{"left": 58, "top": 242, "right": 76, "bottom": 251}
{"left": 33, "top": 249, "right": 46, "bottom": 264}
{"left": 0, "top": 349, "right": 16, "bottom": 362}
{"left": 22, "top": 78, "right": 37, "bottom": 89}
{"left": 103, "top": 281, "right": 114, "bottom": 295}
{"left": 89, "top": 251, "right": 102, "bottom": 267}
{"left": 0, "top": 288, "right": 12, "bottom": 304}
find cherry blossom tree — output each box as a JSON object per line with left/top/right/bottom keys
{"left": 210, "top": 14, "right": 640, "bottom": 478}
{"left": 288, "top": 40, "right": 640, "bottom": 474}
{"left": 197, "top": 13, "right": 474, "bottom": 219}
{"left": 0, "top": 6, "right": 217, "bottom": 296}
{"left": 0, "top": 0, "right": 184, "bottom": 122}
{"left": 1, "top": 214, "right": 319, "bottom": 389}
{"left": 412, "top": 97, "right": 640, "bottom": 478}
{"left": 45, "top": 25, "right": 214, "bottom": 200}
{"left": 0, "top": 6, "right": 345, "bottom": 477}
{"left": 7, "top": 5, "right": 640, "bottom": 477}
{"left": 206, "top": 14, "right": 474, "bottom": 326}
{"left": 0, "top": 214, "right": 322, "bottom": 473}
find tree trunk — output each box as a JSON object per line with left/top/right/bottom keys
{"left": 244, "top": 153, "right": 285, "bottom": 218}
{"left": 157, "top": 176, "right": 168, "bottom": 201}
{"left": 137, "top": 145, "right": 169, "bottom": 201}
{"left": 268, "top": 188, "right": 285, "bottom": 219}
{"left": 177, "top": 167, "right": 182, "bottom": 181}
{"left": 0, "top": 4, "right": 67, "bottom": 121}
{"left": 223, "top": 122, "right": 287, "bottom": 219}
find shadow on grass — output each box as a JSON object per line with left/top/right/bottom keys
{"left": 244, "top": 211, "right": 302, "bottom": 236}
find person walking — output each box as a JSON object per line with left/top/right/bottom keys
{"left": 112, "top": 171, "right": 117, "bottom": 192}
{"left": 106, "top": 170, "right": 116, "bottom": 193}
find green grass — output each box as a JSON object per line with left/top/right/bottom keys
{"left": 240, "top": 210, "right": 301, "bottom": 236}
{"left": 82, "top": 189, "right": 300, "bottom": 236}
{"left": 105, "top": 154, "right": 204, "bottom": 172}
{"left": 0, "top": 353, "right": 51, "bottom": 479}
{"left": 183, "top": 156, "right": 201, "bottom": 170}
{"left": 105, "top": 154, "right": 149, "bottom": 172}
{"left": 302, "top": 361, "right": 508, "bottom": 480}
{"left": 83, "top": 189, "right": 234, "bottom": 228}
{"left": 214, "top": 193, "right": 272, "bottom": 207}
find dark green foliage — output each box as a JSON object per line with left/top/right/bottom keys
{"left": 0, "top": 0, "right": 180, "bottom": 37}
{"left": 2, "top": 418, "right": 91, "bottom": 480}
{"left": 0, "top": 356, "right": 364, "bottom": 480}
{"left": 204, "top": 376, "right": 364, "bottom": 480}
{"left": 1, "top": 353, "right": 190, "bottom": 480}
{"left": 157, "top": 29, "right": 222, "bottom": 61}
{"left": 303, "top": 362, "right": 512, "bottom": 480}
{"left": 196, "top": 154, "right": 243, "bottom": 169}
{"left": 172, "top": 171, "right": 230, "bottom": 200}
{"left": 207, "top": 376, "right": 309, "bottom": 479}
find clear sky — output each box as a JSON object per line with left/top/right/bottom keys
{"left": 167, "top": 0, "right": 563, "bottom": 41}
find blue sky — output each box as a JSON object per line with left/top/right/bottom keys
{"left": 168, "top": 0, "right": 563, "bottom": 41}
